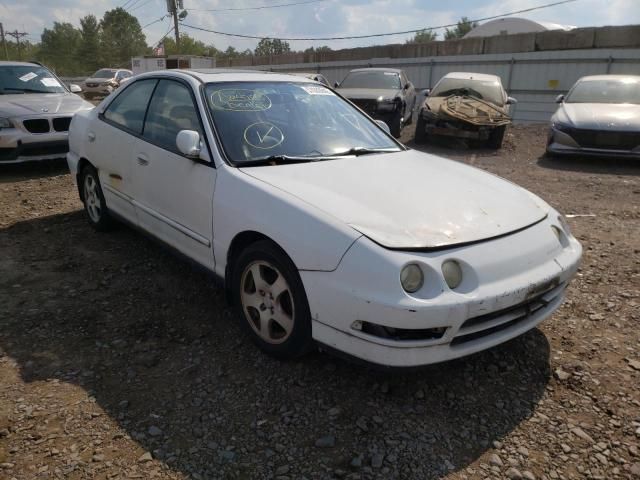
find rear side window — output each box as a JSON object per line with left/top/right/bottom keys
{"left": 103, "top": 79, "right": 157, "bottom": 134}
{"left": 143, "top": 79, "right": 202, "bottom": 153}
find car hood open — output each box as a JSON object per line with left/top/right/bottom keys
{"left": 241, "top": 150, "right": 549, "bottom": 249}
{"left": 0, "top": 93, "right": 93, "bottom": 117}
{"left": 560, "top": 103, "right": 640, "bottom": 131}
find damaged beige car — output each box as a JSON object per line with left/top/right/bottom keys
{"left": 414, "top": 72, "right": 516, "bottom": 149}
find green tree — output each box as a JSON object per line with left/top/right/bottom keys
{"left": 444, "top": 17, "right": 478, "bottom": 40}
{"left": 78, "top": 15, "right": 101, "bottom": 74}
{"left": 162, "top": 33, "right": 218, "bottom": 57}
{"left": 1, "top": 39, "right": 39, "bottom": 62}
{"left": 254, "top": 38, "right": 291, "bottom": 57}
{"left": 100, "top": 7, "right": 147, "bottom": 68}
{"left": 406, "top": 29, "right": 437, "bottom": 44}
{"left": 38, "top": 22, "right": 82, "bottom": 75}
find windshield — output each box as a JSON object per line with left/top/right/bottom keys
{"left": 205, "top": 81, "right": 400, "bottom": 164}
{"left": 0, "top": 65, "right": 66, "bottom": 94}
{"left": 340, "top": 71, "right": 401, "bottom": 90}
{"left": 566, "top": 78, "right": 640, "bottom": 104}
{"left": 431, "top": 77, "right": 504, "bottom": 106}
{"left": 93, "top": 69, "right": 117, "bottom": 79}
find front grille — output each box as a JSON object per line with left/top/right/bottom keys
{"left": 564, "top": 127, "right": 640, "bottom": 150}
{"left": 23, "top": 119, "right": 50, "bottom": 134}
{"left": 451, "top": 281, "right": 566, "bottom": 346}
{"left": 350, "top": 98, "right": 377, "bottom": 115}
{"left": 52, "top": 117, "right": 72, "bottom": 132}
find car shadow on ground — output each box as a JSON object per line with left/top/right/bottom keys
{"left": 0, "top": 211, "right": 552, "bottom": 478}
{"left": 0, "top": 159, "right": 69, "bottom": 184}
{"left": 537, "top": 153, "right": 640, "bottom": 176}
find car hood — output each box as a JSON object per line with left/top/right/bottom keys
{"left": 0, "top": 93, "right": 94, "bottom": 117}
{"left": 240, "top": 150, "right": 549, "bottom": 249}
{"left": 424, "top": 96, "right": 507, "bottom": 114}
{"left": 558, "top": 103, "right": 640, "bottom": 131}
{"left": 84, "top": 77, "right": 111, "bottom": 84}
{"left": 339, "top": 88, "right": 402, "bottom": 101}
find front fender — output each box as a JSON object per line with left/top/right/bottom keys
{"left": 212, "top": 165, "right": 361, "bottom": 276}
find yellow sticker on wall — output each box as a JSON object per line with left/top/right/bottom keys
{"left": 548, "top": 79, "right": 559, "bottom": 89}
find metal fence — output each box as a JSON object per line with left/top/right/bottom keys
{"left": 243, "top": 48, "right": 640, "bottom": 123}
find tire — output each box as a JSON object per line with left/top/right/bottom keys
{"left": 487, "top": 125, "right": 506, "bottom": 149}
{"left": 390, "top": 111, "right": 402, "bottom": 138}
{"left": 414, "top": 115, "right": 427, "bottom": 144}
{"left": 231, "top": 240, "right": 313, "bottom": 360}
{"left": 80, "top": 165, "right": 113, "bottom": 231}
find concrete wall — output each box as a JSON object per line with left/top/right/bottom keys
{"left": 240, "top": 48, "right": 640, "bottom": 123}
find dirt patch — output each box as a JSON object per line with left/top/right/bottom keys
{"left": 1, "top": 124, "right": 639, "bottom": 479}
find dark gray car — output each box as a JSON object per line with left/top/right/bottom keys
{"left": 336, "top": 68, "right": 416, "bottom": 137}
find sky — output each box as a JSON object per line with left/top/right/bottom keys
{"left": 1, "top": 0, "right": 639, "bottom": 53}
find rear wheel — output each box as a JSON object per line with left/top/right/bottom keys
{"left": 231, "top": 240, "right": 313, "bottom": 360}
{"left": 80, "top": 165, "right": 113, "bottom": 231}
{"left": 487, "top": 126, "right": 506, "bottom": 149}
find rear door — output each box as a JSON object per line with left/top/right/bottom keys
{"left": 88, "top": 78, "right": 157, "bottom": 224}
{"left": 131, "top": 78, "right": 216, "bottom": 269}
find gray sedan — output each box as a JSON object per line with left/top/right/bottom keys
{"left": 547, "top": 75, "right": 640, "bottom": 158}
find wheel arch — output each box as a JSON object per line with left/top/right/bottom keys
{"left": 76, "top": 157, "right": 92, "bottom": 201}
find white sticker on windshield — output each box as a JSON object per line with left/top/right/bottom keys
{"left": 300, "top": 85, "right": 332, "bottom": 95}
{"left": 19, "top": 72, "right": 37, "bottom": 82}
{"left": 41, "top": 77, "right": 61, "bottom": 88}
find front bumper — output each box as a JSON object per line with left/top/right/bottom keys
{"left": 0, "top": 126, "right": 69, "bottom": 164}
{"left": 420, "top": 112, "right": 495, "bottom": 140}
{"left": 547, "top": 127, "right": 640, "bottom": 158}
{"left": 83, "top": 84, "right": 114, "bottom": 96}
{"left": 301, "top": 213, "right": 582, "bottom": 367}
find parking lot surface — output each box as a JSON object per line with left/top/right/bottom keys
{"left": 1, "top": 124, "right": 639, "bottom": 479}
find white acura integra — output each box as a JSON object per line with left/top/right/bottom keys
{"left": 67, "top": 69, "right": 582, "bottom": 367}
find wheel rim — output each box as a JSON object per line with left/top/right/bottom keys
{"left": 240, "top": 260, "right": 295, "bottom": 344}
{"left": 83, "top": 174, "right": 102, "bottom": 223}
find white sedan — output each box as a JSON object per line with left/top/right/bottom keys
{"left": 67, "top": 70, "right": 582, "bottom": 367}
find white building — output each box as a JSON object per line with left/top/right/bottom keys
{"left": 464, "top": 17, "right": 575, "bottom": 38}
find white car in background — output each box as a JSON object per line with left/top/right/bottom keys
{"left": 547, "top": 74, "right": 640, "bottom": 158}
{"left": 67, "top": 69, "right": 582, "bottom": 367}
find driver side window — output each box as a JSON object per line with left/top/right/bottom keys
{"left": 142, "top": 79, "right": 203, "bottom": 154}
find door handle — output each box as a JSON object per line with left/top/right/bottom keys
{"left": 87, "top": 132, "right": 96, "bottom": 142}
{"left": 136, "top": 155, "right": 149, "bottom": 166}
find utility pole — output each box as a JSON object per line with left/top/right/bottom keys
{"left": 0, "top": 23, "right": 8, "bottom": 60}
{"left": 167, "top": 0, "right": 181, "bottom": 53}
{"left": 6, "top": 30, "right": 27, "bottom": 60}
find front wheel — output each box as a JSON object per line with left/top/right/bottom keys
{"left": 487, "top": 125, "right": 506, "bottom": 149}
{"left": 231, "top": 240, "right": 313, "bottom": 360}
{"left": 414, "top": 115, "right": 427, "bottom": 144}
{"left": 390, "top": 111, "right": 402, "bottom": 138}
{"left": 80, "top": 165, "right": 113, "bottom": 231}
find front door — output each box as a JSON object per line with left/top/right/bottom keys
{"left": 131, "top": 78, "right": 216, "bottom": 269}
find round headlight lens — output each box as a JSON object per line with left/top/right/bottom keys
{"left": 442, "top": 260, "right": 463, "bottom": 289}
{"left": 400, "top": 264, "right": 423, "bottom": 293}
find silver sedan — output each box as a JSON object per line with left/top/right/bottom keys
{"left": 546, "top": 74, "right": 640, "bottom": 158}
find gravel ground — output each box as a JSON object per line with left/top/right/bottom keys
{"left": 0, "top": 124, "right": 639, "bottom": 480}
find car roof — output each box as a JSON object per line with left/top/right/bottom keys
{"left": 348, "top": 68, "right": 403, "bottom": 74}
{"left": 441, "top": 72, "right": 501, "bottom": 82}
{"left": 577, "top": 74, "right": 640, "bottom": 82}
{"left": 138, "top": 68, "right": 318, "bottom": 84}
{"left": 0, "top": 61, "right": 44, "bottom": 67}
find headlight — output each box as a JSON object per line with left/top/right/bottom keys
{"left": 377, "top": 97, "right": 397, "bottom": 112}
{"left": 551, "top": 121, "right": 572, "bottom": 133}
{"left": 442, "top": 260, "right": 463, "bottom": 289}
{"left": 0, "top": 117, "right": 13, "bottom": 129}
{"left": 400, "top": 264, "right": 423, "bottom": 293}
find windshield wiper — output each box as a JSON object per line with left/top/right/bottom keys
{"left": 239, "top": 154, "right": 328, "bottom": 167}
{"left": 0, "top": 87, "right": 56, "bottom": 94}
{"left": 328, "top": 146, "right": 401, "bottom": 157}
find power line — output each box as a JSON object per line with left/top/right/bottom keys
{"left": 125, "top": 0, "right": 145, "bottom": 11}
{"left": 152, "top": 24, "right": 175, "bottom": 49}
{"left": 131, "top": 0, "right": 155, "bottom": 12}
{"left": 187, "top": 0, "right": 326, "bottom": 13}
{"left": 182, "top": 0, "right": 578, "bottom": 41}
{"left": 142, "top": 15, "right": 169, "bottom": 29}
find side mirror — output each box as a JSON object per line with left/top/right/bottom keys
{"left": 69, "top": 83, "right": 82, "bottom": 93}
{"left": 374, "top": 119, "right": 391, "bottom": 135}
{"left": 423, "top": 88, "right": 431, "bottom": 96}
{"left": 403, "top": 83, "right": 409, "bottom": 90}
{"left": 334, "top": 81, "right": 339, "bottom": 88}
{"left": 176, "top": 130, "right": 202, "bottom": 158}
{"left": 506, "top": 96, "right": 518, "bottom": 105}
{"left": 555, "top": 94, "right": 565, "bottom": 104}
